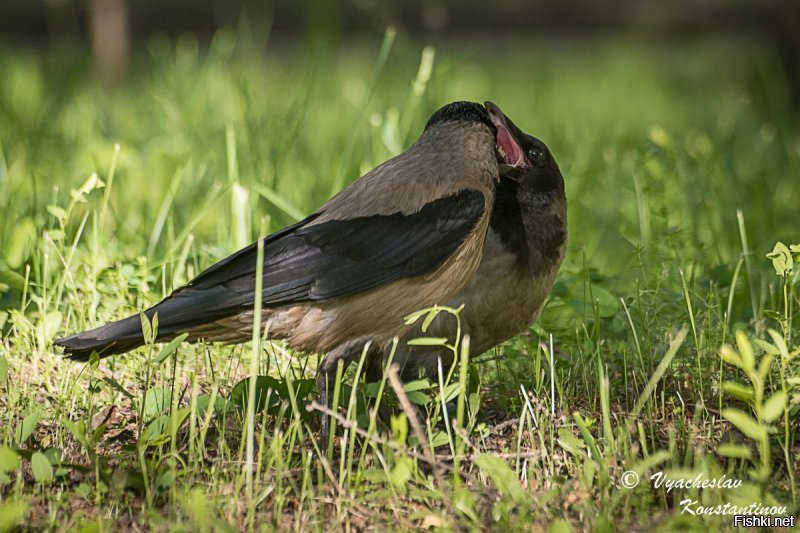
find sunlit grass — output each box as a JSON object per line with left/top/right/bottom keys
{"left": 0, "top": 30, "right": 798, "bottom": 529}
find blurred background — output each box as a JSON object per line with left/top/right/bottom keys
{"left": 0, "top": 0, "right": 798, "bottom": 334}
{"left": 2, "top": 5, "right": 799, "bottom": 527}
{"left": 2, "top": 0, "right": 799, "bottom": 100}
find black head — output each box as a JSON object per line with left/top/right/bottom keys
{"left": 424, "top": 101, "right": 495, "bottom": 133}
{"left": 484, "top": 101, "right": 564, "bottom": 195}
{"left": 484, "top": 102, "right": 567, "bottom": 274}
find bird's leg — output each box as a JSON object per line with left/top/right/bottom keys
{"left": 317, "top": 366, "right": 331, "bottom": 450}
{"left": 317, "top": 338, "right": 373, "bottom": 454}
{"left": 363, "top": 348, "right": 394, "bottom": 429}
{"left": 366, "top": 343, "right": 433, "bottom": 431}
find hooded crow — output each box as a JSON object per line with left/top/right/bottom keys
{"left": 55, "top": 101, "right": 527, "bottom": 427}
{"left": 379, "top": 101, "right": 568, "bottom": 380}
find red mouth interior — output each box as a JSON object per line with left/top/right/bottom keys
{"left": 495, "top": 123, "right": 523, "bottom": 166}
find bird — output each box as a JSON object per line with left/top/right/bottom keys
{"left": 54, "top": 101, "right": 530, "bottom": 429}
{"left": 368, "top": 101, "right": 568, "bottom": 382}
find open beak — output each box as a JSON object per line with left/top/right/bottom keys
{"left": 485, "top": 101, "right": 525, "bottom": 172}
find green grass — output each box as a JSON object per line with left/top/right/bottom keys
{"left": 0, "top": 30, "right": 799, "bottom": 530}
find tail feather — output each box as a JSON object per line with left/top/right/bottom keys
{"left": 55, "top": 284, "right": 251, "bottom": 361}
{"left": 55, "top": 312, "right": 153, "bottom": 361}
{"left": 55, "top": 216, "right": 317, "bottom": 362}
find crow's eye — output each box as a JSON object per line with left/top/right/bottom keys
{"left": 528, "top": 148, "right": 545, "bottom": 164}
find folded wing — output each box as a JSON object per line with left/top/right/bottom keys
{"left": 55, "top": 188, "right": 485, "bottom": 360}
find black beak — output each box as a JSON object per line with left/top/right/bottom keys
{"left": 484, "top": 101, "right": 525, "bottom": 173}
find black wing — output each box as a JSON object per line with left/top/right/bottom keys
{"left": 56, "top": 189, "right": 485, "bottom": 359}
{"left": 166, "top": 187, "right": 485, "bottom": 311}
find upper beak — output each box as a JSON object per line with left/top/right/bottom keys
{"left": 485, "top": 101, "right": 525, "bottom": 172}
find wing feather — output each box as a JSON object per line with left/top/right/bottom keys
{"left": 55, "top": 188, "right": 486, "bottom": 359}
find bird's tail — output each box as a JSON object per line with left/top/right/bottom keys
{"left": 55, "top": 273, "right": 255, "bottom": 361}
{"left": 54, "top": 309, "right": 165, "bottom": 362}
{"left": 55, "top": 229, "right": 294, "bottom": 362}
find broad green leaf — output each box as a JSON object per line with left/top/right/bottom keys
{"left": 468, "top": 390, "right": 480, "bottom": 415}
{"left": 720, "top": 345, "right": 744, "bottom": 369}
{"left": 722, "top": 408, "right": 766, "bottom": 441}
{"left": 475, "top": 453, "right": 526, "bottom": 504}
{"left": 0, "top": 446, "right": 20, "bottom": 473}
{"left": 15, "top": 412, "right": 43, "bottom": 445}
{"left": 139, "top": 312, "right": 153, "bottom": 344}
{"left": 441, "top": 382, "right": 460, "bottom": 403}
{"left": 30, "top": 452, "right": 53, "bottom": 484}
{"left": 390, "top": 414, "right": 408, "bottom": 443}
{"left": 648, "top": 125, "right": 674, "bottom": 149}
{"left": 582, "top": 459, "right": 596, "bottom": 490}
{"left": 143, "top": 388, "right": 172, "bottom": 419}
{"left": 405, "top": 390, "right": 430, "bottom": 406}
{"left": 387, "top": 456, "right": 412, "bottom": 489}
{"left": 453, "top": 486, "right": 478, "bottom": 522}
{"left": 229, "top": 375, "right": 315, "bottom": 417}
{"left": 402, "top": 379, "right": 432, "bottom": 393}
{"left": 62, "top": 419, "right": 88, "bottom": 448}
{"left": 587, "top": 283, "right": 620, "bottom": 318}
{"left": 184, "top": 488, "right": 212, "bottom": 528}
{"left": 717, "top": 443, "right": 752, "bottom": 460}
{"left": 550, "top": 518, "right": 573, "bottom": 533}
{"left": 43, "top": 448, "right": 62, "bottom": 467}
{"left": 557, "top": 429, "right": 585, "bottom": 456}
{"left": 0, "top": 270, "right": 25, "bottom": 291}
{"left": 0, "top": 499, "right": 28, "bottom": 531}
{"left": 363, "top": 381, "right": 381, "bottom": 398}
{"left": 36, "top": 312, "right": 61, "bottom": 343}
{"left": 766, "top": 242, "right": 793, "bottom": 276}
{"left": 429, "top": 430, "right": 450, "bottom": 448}
{"left": 195, "top": 394, "right": 230, "bottom": 418}
{"left": 766, "top": 329, "right": 789, "bottom": 358}
{"left": 762, "top": 391, "right": 787, "bottom": 423}
{"left": 46, "top": 205, "right": 67, "bottom": 221}
{"left": 168, "top": 408, "right": 191, "bottom": 436}
{"left": 735, "top": 331, "right": 755, "bottom": 372}
{"left": 563, "top": 281, "right": 619, "bottom": 318}
{"left": 753, "top": 339, "right": 780, "bottom": 356}
{"left": 45, "top": 229, "right": 64, "bottom": 241}
{"left": 156, "top": 469, "right": 175, "bottom": 491}
{"left": 5, "top": 218, "right": 35, "bottom": 268}
{"left": 593, "top": 516, "right": 614, "bottom": 533}
{"left": 573, "top": 412, "right": 599, "bottom": 452}
{"left": 722, "top": 381, "right": 754, "bottom": 403}
{"left": 757, "top": 353, "right": 774, "bottom": 379}
{"left": 140, "top": 415, "right": 170, "bottom": 446}
{"left": 140, "top": 408, "right": 190, "bottom": 447}
{"left": 748, "top": 465, "right": 771, "bottom": 484}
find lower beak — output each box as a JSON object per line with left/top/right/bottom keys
{"left": 485, "top": 101, "right": 524, "bottom": 168}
